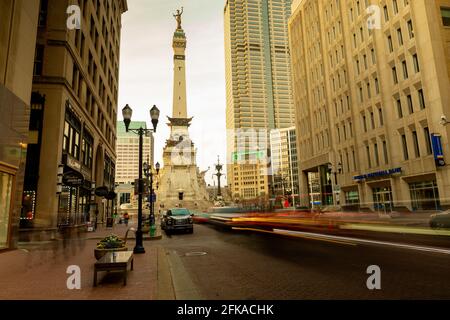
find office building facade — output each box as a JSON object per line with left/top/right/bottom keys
{"left": 289, "top": 0, "right": 450, "bottom": 211}
{"left": 224, "top": 0, "right": 296, "bottom": 202}
{"left": 20, "top": 0, "right": 128, "bottom": 238}
{"left": 269, "top": 126, "right": 300, "bottom": 207}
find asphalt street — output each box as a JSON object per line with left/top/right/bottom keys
{"left": 160, "top": 224, "right": 450, "bottom": 299}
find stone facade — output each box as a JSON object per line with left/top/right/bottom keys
{"left": 289, "top": 0, "right": 450, "bottom": 212}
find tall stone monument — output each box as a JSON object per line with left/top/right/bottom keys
{"left": 157, "top": 8, "right": 210, "bottom": 211}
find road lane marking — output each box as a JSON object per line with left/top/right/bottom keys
{"left": 341, "top": 223, "right": 450, "bottom": 236}
{"left": 232, "top": 227, "right": 356, "bottom": 246}
{"left": 273, "top": 229, "right": 450, "bottom": 255}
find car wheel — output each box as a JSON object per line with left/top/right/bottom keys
{"left": 189, "top": 228, "right": 194, "bottom": 234}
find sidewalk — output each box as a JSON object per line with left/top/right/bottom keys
{"left": 85, "top": 221, "right": 162, "bottom": 241}
{"left": 0, "top": 223, "right": 172, "bottom": 300}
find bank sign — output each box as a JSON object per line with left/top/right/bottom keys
{"left": 431, "top": 134, "right": 446, "bottom": 167}
{"left": 353, "top": 167, "right": 402, "bottom": 181}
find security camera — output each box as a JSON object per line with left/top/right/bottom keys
{"left": 440, "top": 115, "right": 448, "bottom": 126}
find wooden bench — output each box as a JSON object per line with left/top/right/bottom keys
{"left": 94, "top": 251, "right": 134, "bottom": 287}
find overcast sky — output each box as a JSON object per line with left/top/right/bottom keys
{"left": 118, "top": 0, "right": 227, "bottom": 186}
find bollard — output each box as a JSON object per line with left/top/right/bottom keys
{"left": 149, "top": 224, "right": 156, "bottom": 237}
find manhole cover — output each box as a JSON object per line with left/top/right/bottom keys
{"left": 185, "top": 252, "right": 207, "bottom": 257}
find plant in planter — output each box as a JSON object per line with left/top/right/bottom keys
{"left": 94, "top": 234, "right": 128, "bottom": 260}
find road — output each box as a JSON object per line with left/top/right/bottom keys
{"left": 160, "top": 224, "right": 450, "bottom": 299}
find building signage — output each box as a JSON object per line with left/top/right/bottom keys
{"left": 66, "top": 155, "right": 81, "bottom": 171}
{"left": 431, "top": 134, "right": 446, "bottom": 167}
{"left": 353, "top": 167, "right": 402, "bottom": 181}
{"left": 62, "top": 171, "right": 84, "bottom": 187}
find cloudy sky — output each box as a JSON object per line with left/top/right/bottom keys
{"left": 118, "top": 0, "right": 227, "bottom": 186}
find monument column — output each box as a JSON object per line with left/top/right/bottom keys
{"left": 172, "top": 8, "right": 187, "bottom": 119}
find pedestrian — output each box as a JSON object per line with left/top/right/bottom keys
{"left": 124, "top": 212, "right": 129, "bottom": 226}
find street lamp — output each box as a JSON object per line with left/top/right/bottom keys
{"left": 122, "top": 104, "right": 160, "bottom": 254}
{"left": 143, "top": 160, "right": 160, "bottom": 229}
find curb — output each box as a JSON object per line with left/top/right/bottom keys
{"left": 156, "top": 246, "right": 176, "bottom": 300}
{"left": 165, "top": 250, "right": 203, "bottom": 300}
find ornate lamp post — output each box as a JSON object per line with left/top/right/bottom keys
{"left": 213, "top": 156, "right": 223, "bottom": 199}
{"left": 122, "top": 104, "right": 160, "bottom": 254}
{"left": 327, "top": 162, "right": 343, "bottom": 206}
{"left": 143, "top": 161, "right": 160, "bottom": 228}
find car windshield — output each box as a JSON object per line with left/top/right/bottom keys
{"left": 170, "top": 208, "right": 190, "bottom": 216}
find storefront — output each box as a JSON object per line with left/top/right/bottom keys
{"left": 409, "top": 180, "right": 440, "bottom": 211}
{"left": 57, "top": 153, "right": 93, "bottom": 227}
{"left": 344, "top": 188, "right": 360, "bottom": 206}
{"left": 372, "top": 186, "right": 394, "bottom": 212}
{"left": 0, "top": 164, "right": 15, "bottom": 250}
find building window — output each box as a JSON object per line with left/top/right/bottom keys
{"left": 63, "top": 107, "right": 82, "bottom": 160}
{"left": 407, "top": 94, "right": 413, "bottom": 114}
{"left": 388, "top": 35, "right": 393, "bottom": 52}
{"left": 38, "top": 0, "right": 48, "bottom": 27}
{"left": 441, "top": 7, "right": 450, "bottom": 26}
{"left": 409, "top": 181, "right": 440, "bottom": 211}
{"left": 81, "top": 130, "right": 94, "bottom": 169}
{"left": 374, "top": 143, "right": 380, "bottom": 166}
{"left": 407, "top": 20, "right": 414, "bottom": 38}
{"left": 413, "top": 54, "right": 420, "bottom": 73}
{"left": 392, "top": 66, "right": 398, "bottom": 84}
{"left": 412, "top": 130, "right": 420, "bottom": 158}
{"left": 378, "top": 107, "right": 384, "bottom": 126}
{"left": 397, "top": 28, "right": 403, "bottom": 46}
{"left": 345, "top": 190, "right": 360, "bottom": 205}
{"left": 33, "top": 45, "right": 44, "bottom": 76}
{"left": 424, "top": 127, "right": 432, "bottom": 155}
{"left": 382, "top": 140, "right": 389, "bottom": 164}
{"left": 401, "top": 134, "right": 409, "bottom": 160}
{"left": 418, "top": 89, "right": 426, "bottom": 109}
{"left": 384, "top": 5, "right": 389, "bottom": 22}
{"left": 402, "top": 60, "right": 408, "bottom": 79}
{"left": 366, "top": 145, "right": 372, "bottom": 168}
{"left": 370, "top": 111, "right": 375, "bottom": 129}
{"left": 393, "top": 0, "right": 399, "bottom": 14}
{"left": 397, "top": 99, "right": 403, "bottom": 118}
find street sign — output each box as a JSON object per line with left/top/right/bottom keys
{"left": 63, "top": 171, "right": 84, "bottom": 187}
{"left": 95, "top": 186, "right": 109, "bottom": 197}
{"left": 105, "top": 191, "right": 117, "bottom": 200}
{"left": 148, "top": 193, "right": 156, "bottom": 203}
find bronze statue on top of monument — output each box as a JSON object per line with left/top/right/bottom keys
{"left": 173, "top": 7, "right": 183, "bottom": 29}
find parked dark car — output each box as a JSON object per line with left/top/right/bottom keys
{"left": 430, "top": 210, "right": 450, "bottom": 229}
{"left": 161, "top": 208, "right": 194, "bottom": 233}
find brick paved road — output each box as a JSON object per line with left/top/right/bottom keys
{"left": 160, "top": 224, "right": 450, "bottom": 299}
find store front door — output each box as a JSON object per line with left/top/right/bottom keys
{"left": 372, "top": 187, "right": 393, "bottom": 213}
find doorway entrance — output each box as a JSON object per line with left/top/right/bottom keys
{"left": 372, "top": 187, "right": 393, "bottom": 213}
